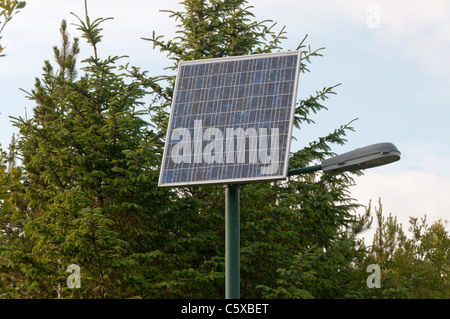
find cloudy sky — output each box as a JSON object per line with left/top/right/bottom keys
{"left": 1, "top": 0, "right": 449, "bottom": 242}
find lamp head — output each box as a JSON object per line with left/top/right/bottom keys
{"left": 321, "top": 142, "right": 401, "bottom": 174}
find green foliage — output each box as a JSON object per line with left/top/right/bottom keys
{"left": 257, "top": 239, "right": 367, "bottom": 299}
{"left": 2, "top": 0, "right": 448, "bottom": 299}
{"left": 359, "top": 199, "right": 450, "bottom": 299}
{"left": 141, "top": 0, "right": 362, "bottom": 299}
{"left": 143, "top": 0, "right": 285, "bottom": 64}
{"left": 1, "top": 13, "right": 173, "bottom": 297}
{"left": 0, "top": 0, "right": 361, "bottom": 299}
{"left": 0, "top": 0, "right": 25, "bottom": 56}
{"left": 258, "top": 198, "right": 450, "bottom": 299}
{"left": 70, "top": 0, "right": 113, "bottom": 60}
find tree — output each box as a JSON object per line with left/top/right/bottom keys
{"left": 141, "top": 0, "right": 361, "bottom": 298}
{"left": 362, "top": 199, "right": 450, "bottom": 299}
{"left": 1, "top": 0, "right": 362, "bottom": 298}
{"left": 0, "top": 0, "right": 26, "bottom": 57}
{"left": 389, "top": 216, "right": 450, "bottom": 298}
{"left": 256, "top": 236, "right": 370, "bottom": 299}
{"left": 0, "top": 11, "right": 174, "bottom": 297}
{"left": 371, "top": 198, "right": 404, "bottom": 262}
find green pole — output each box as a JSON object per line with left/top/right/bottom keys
{"left": 223, "top": 164, "right": 321, "bottom": 299}
{"left": 287, "top": 164, "right": 322, "bottom": 176}
{"left": 225, "top": 184, "right": 240, "bottom": 299}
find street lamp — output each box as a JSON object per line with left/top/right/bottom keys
{"left": 321, "top": 142, "right": 401, "bottom": 174}
{"left": 287, "top": 142, "right": 401, "bottom": 176}
{"left": 226, "top": 142, "right": 401, "bottom": 299}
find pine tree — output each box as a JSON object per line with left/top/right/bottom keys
{"left": 139, "top": 0, "right": 362, "bottom": 298}
{"left": 1, "top": 10, "right": 174, "bottom": 297}
{"left": 359, "top": 199, "right": 450, "bottom": 299}
{"left": 2, "top": 0, "right": 364, "bottom": 298}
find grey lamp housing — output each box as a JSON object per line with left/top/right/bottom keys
{"left": 321, "top": 142, "right": 401, "bottom": 174}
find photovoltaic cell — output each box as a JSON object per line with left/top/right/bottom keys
{"left": 158, "top": 51, "right": 301, "bottom": 187}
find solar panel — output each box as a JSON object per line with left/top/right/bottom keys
{"left": 158, "top": 51, "right": 301, "bottom": 187}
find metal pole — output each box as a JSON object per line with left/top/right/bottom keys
{"left": 225, "top": 184, "right": 240, "bottom": 299}
{"left": 287, "top": 164, "right": 322, "bottom": 176}
{"left": 223, "top": 165, "right": 321, "bottom": 299}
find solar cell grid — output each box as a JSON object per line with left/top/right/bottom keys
{"left": 159, "top": 51, "right": 301, "bottom": 187}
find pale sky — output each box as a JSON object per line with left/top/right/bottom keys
{"left": 1, "top": 0, "right": 449, "bottom": 243}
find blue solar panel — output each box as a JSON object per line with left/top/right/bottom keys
{"left": 159, "top": 51, "right": 301, "bottom": 187}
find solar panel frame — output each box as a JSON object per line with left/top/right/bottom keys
{"left": 158, "top": 51, "right": 301, "bottom": 187}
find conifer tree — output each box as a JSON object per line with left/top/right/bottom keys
{"left": 139, "top": 0, "right": 362, "bottom": 298}
{"left": 365, "top": 200, "right": 450, "bottom": 298}
{"left": 1, "top": 9, "right": 174, "bottom": 298}
{"left": 1, "top": 0, "right": 365, "bottom": 298}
